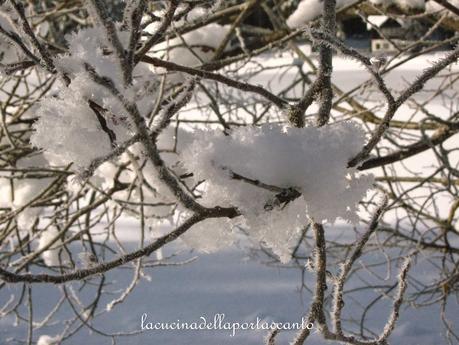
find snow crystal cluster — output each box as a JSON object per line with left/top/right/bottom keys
{"left": 180, "top": 122, "right": 373, "bottom": 262}
{"left": 31, "top": 27, "right": 158, "bottom": 168}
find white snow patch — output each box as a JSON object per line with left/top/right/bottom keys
{"left": 287, "top": 0, "right": 356, "bottom": 28}
{"left": 37, "top": 335, "right": 60, "bottom": 345}
{"left": 37, "top": 227, "right": 70, "bottom": 267}
{"left": 182, "top": 218, "right": 235, "bottom": 254}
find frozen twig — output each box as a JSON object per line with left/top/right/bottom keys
{"left": 332, "top": 195, "right": 388, "bottom": 335}
{"left": 377, "top": 256, "right": 412, "bottom": 343}
{"left": 317, "top": 0, "right": 336, "bottom": 127}
{"left": 141, "top": 55, "right": 288, "bottom": 109}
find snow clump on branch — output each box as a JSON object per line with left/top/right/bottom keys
{"left": 287, "top": 0, "right": 355, "bottom": 28}
{"left": 287, "top": 0, "right": 427, "bottom": 28}
{"left": 30, "top": 27, "right": 158, "bottom": 168}
{"left": 180, "top": 122, "right": 374, "bottom": 262}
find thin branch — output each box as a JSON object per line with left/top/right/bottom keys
{"left": 141, "top": 55, "right": 288, "bottom": 109}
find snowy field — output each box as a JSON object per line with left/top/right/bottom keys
{"left": 1, "top": 52, "right": 459, "bottom": 344}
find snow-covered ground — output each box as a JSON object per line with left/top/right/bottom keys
{"left": 1, "top": 233, "right": 458, "bottom": 345}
